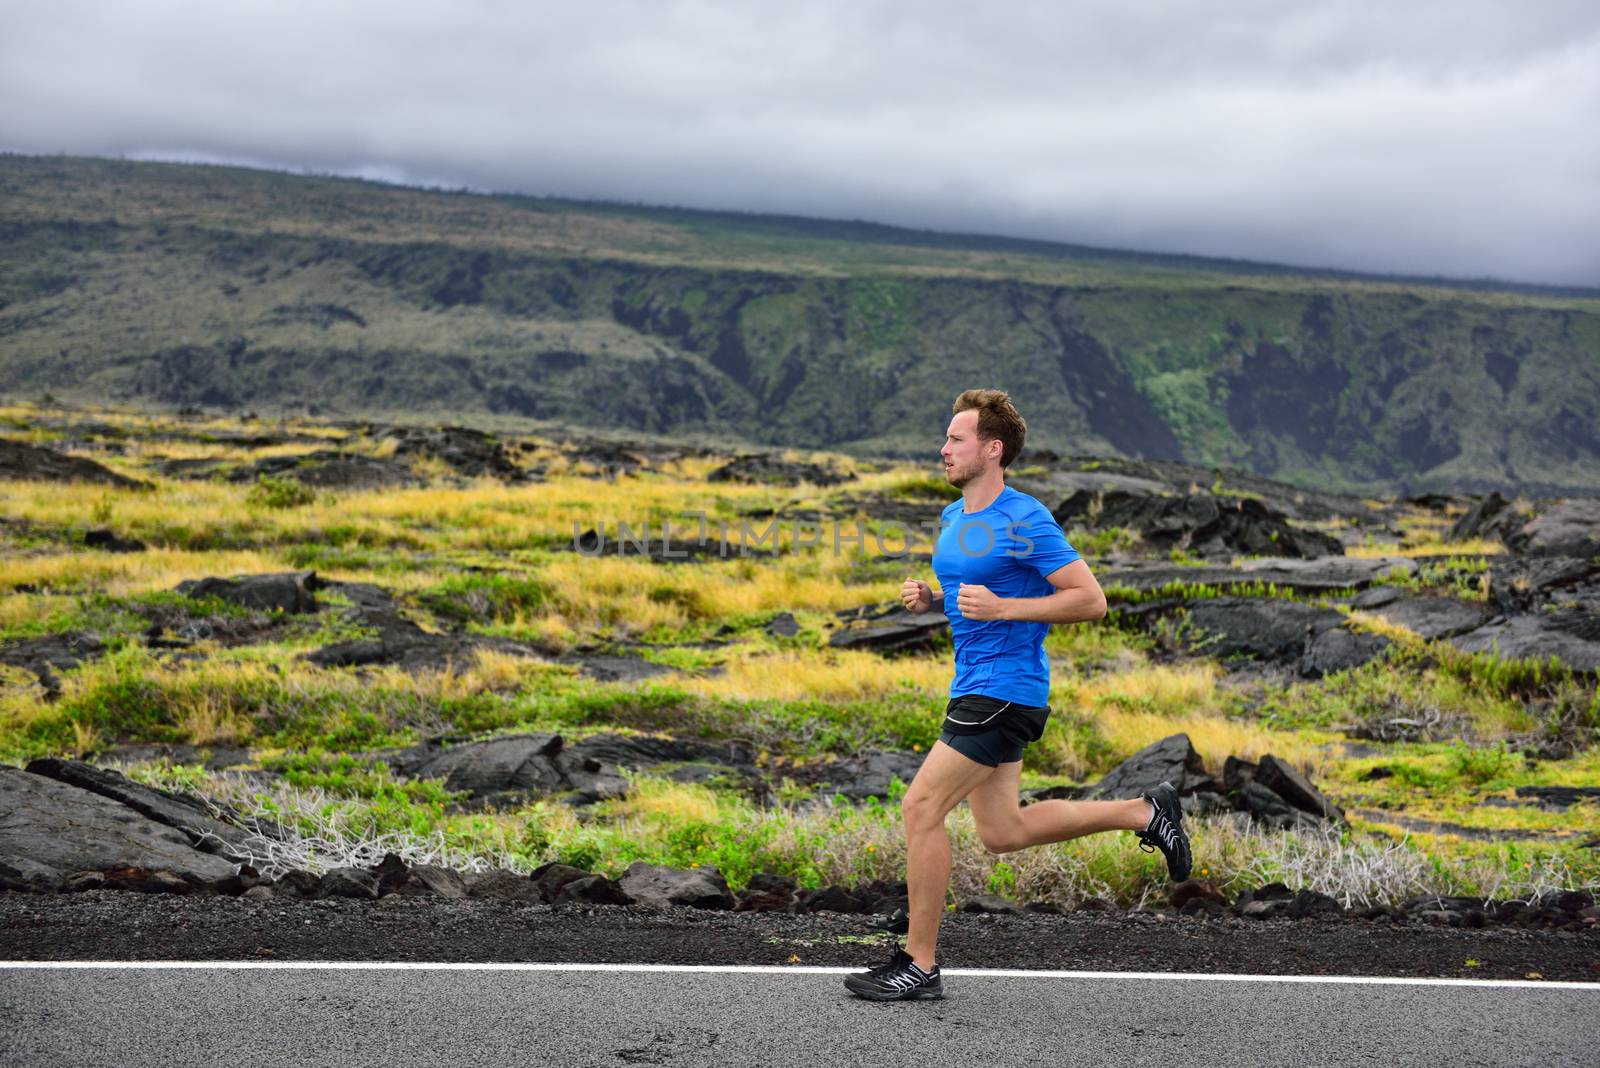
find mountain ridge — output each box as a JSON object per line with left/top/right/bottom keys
{"left": 2, "top": 154, "right": 1597, "bottom": 496}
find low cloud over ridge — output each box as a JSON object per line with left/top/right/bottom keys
{"left": 2, "top": 0, "right": 1596, "bottom": 286}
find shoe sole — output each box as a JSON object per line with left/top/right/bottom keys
{"left": 1151, "top": 782, "right": 1193, "bottom": 882}
{"left": 844, "top": 983, "right": 944, "bottom": 1001}
{"left": 842, "top": 973, "right": 944, "bottom": 998}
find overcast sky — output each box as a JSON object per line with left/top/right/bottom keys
{"left": 3, "top": 0, "right": 1596, "bottom": 286}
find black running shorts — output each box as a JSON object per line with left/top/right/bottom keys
{"left": 939, "top": 726, "right": 1025, "bottom": 766}
{"left": 937, "top": 693, "right": 1050, "bottom": 768}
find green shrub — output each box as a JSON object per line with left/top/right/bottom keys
{"left": 50, "top": 652, "right": 184, "bottom": 745}
{"left": 1539, "top": 681, "right": 1600, "bottom": 754}
{"left": 1446, "top": 741, "right": 1516, "bottom": 787}
{"left": 417, "top": 572, "right": 550, "bottom": 624}
{"left": 246, "top": 474, "right": 317, "bottom": 510}
{"left": 986, "top": 860, "right": 1018, "bottom": 896}
{"left": 646, "top": 583, "right": 712, "bottom": 619}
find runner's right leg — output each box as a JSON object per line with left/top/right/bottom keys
{"left": 966, "top": 759, "right": 1152, "bottom": 852}
{"left": 967, "top": 763, "right": 1193, "bottom": 880}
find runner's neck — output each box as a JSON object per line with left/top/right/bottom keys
{"left": 961, "top": 479, "right": 1007, "bottom": 514}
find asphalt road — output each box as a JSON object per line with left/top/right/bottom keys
{"left": 8, "top": 891, "right": 1598, "bottom": 982}
{"left": 3, "top": 962, "right": 1596, "bottom": 1067}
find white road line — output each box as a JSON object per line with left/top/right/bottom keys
{"left": 2, "top": 960, "right": 1597, "bottom": 990}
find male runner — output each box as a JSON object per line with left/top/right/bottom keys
{"left": 844, "top": 388, "right": 1192, "bottom": 1002}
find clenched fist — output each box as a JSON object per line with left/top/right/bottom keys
{"left": 901, "top": 577, "right": 936, "bottom": 613}
{"left": 956, "top": 582, "right": 1004, "bottom": 621}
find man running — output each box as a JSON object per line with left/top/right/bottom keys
{"left": 844, "top": 388, "right": 1192, "bottom": 1002}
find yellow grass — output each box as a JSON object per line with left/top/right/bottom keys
{"left": 2, "top": 477, "right": 258, "bottom": 538}
{"left": 1044, "top": 621, "right": 1150, "bottom": 666}
{"left": 1100, "top": 707, "right": 1323, "bottom": 773}
{"left": 1345, "top": 609, "right": 1426, "bottom": 645}
{"left": 117, "top": 439, "right": 336, "bottom": 464}
{"left": 455, "top": 647, "right": 548, "bottom": 694}
{"left": 675, "top": 648, "right": 948, "bottom": 703}
{"left": 0, "top": 646, "right": 570, "bottom": 757}
{"left": 694, "top": 556, "right": 888, "bottom": 617}
{"left": 0, "top": 664, "right": 38, "bottom": 690}
{"left": 406, "top": 454, "right": 458, "bottom": 482}
{"left": 1346, "top": 537, "right": 1506, "bottom": 559}
{"left": 0, "top": 547, "right": 284, "bottom": 595}
{"left": 1068, "top": 662, "right": 1227, "bottom": 717}
{"left": 501, "top": 614, "right": 578, "bottom": 652}
{"left": 844, "top": 466, "right": 949, "bottom": 498}
{"left": 67, "top": 719, "right": 102, "bottom": 757}
{"left": 315, "top": 652, "right": 570, "bottom": 705}
{"left": 173, "top": 687, "right": 259, "bottom": 746}
{"left": 0, "top": 593, "right": 61, "bottom": 632}
{"left": 1, "top": 410, "right": 935, "bottom": 598}
{"left": 644, "top": 447, "right": 864, "bottom": 485}
{"left": 654, "top": 455, "right": 732, "bottom": 481}
{"left": 608, "top": 776, "right": 722, "bottom": 825}
{"left": 535, "top": 547, "right": 891, "bottom": 635}
{"left": 1027, "top": 726, "right": 1100, "bottom": 781}
{"left": 2, "top": 455, "right": 940, "bottom": 630}
{"left": 534, "top": 554, "right": 704, "bottom": 633}
{"left": 1054, "top": 662, "right": 1326, "bottom": 774}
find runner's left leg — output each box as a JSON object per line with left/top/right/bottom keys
{"left": 901, "top": 740, "right": 997, "bottom": 972}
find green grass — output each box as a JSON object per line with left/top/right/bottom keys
{"left": 1249, "top": 649, "right": 1596, "bottom": 748}
{"left": 0, "top": 589, "right": 256, "bottom": 643}
{"left": 1375, "top": 555, "right": 1493, "bottom": 601}
{"left": 259, "top": 747, "right": 472, "bottom": 836}
{"left": 1065, "top": 526, "right": 1142, "bottom": 558}
{"left": 1104, "top": 579, "right": 1354, "bottom": 606}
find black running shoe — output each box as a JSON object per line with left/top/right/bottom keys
{"left": 843, "top": 946, "right": 944, "bottom": 1001}
{"left": 1136, "top": 781, "right": 1193, "bottom": 882}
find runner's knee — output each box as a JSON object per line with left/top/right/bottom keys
{"left": 976, "top": 821, "right": 1027, "bottom": 854}
{"left": 901, "top": 790, "right": 947, "bottom": 832}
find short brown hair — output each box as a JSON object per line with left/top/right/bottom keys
{"left": 952, "top": 388, "right": 1027, "bottom": 469}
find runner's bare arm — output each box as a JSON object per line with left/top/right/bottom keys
{"left": 987, "top": 559, "right": 1106, "bottom": 624}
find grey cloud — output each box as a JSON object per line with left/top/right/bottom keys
{"left": 2, "top": 0, "right": 1597, "bottom": 285}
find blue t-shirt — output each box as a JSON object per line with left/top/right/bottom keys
{"left": 931, "top": 484, "right": 1082, "bottom": 707}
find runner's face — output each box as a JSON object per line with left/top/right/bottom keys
{"left": 941, "top": 411, "right": 995, "bottom": 486}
